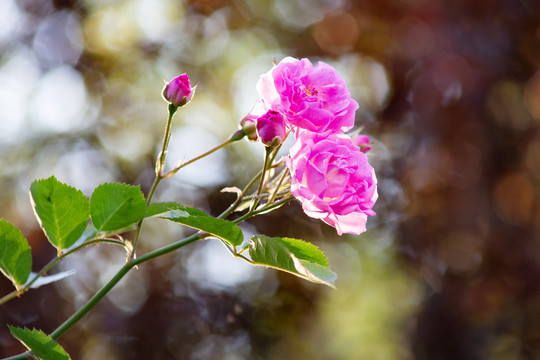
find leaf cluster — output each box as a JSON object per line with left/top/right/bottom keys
{"left": 1, "top": 175, "right": 336, "bottom": 359}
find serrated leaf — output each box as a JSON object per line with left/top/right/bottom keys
{"left": 0, "top": 219, "right": 32, "bottom": 290}
{"left": 146, "top": 202, "right": 243, "bottom": 247}
{"left": 90, "top": 183, "right": 146, "bottom": 232}
{"left": 249, "top": 235, "right": 337, "bottom": 287}
{"left": 8, "top": 326, "right": 71, "bottom": 360}
{"left": 30, "top": 176, "right": 89, "bottom": 251}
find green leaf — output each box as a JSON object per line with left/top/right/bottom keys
{"left": 146, "top": 202, "right": 243, "bottom": 247}
{"left": 90, "top": 183, "right": 146, "bottom": 232}
{"left": 8, "top": 326, "right": 71, "bottom": 360}
{"left": 30, "top": 176, "right": 90, "bottom": 251}
{"left": 63, "top": 225, "right": 98, "bottom": 252}
{"left": 0, "top": 219, "right": 32, "bottom": 290}
{"left": 249, "top": 235, "right": 337, "bottom": 287}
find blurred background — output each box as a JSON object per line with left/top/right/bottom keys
{"left": 1, "top": 0, "right": 540, "bottom": 359}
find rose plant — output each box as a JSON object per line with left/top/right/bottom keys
{"left": 0, "top": 57, "right": 377, "bottom": 360}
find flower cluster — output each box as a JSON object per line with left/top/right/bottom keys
{"left": 252, "top": 57, "right": 378, "bottom": 235}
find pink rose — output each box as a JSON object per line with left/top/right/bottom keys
{"left": 285, "top": 130, "right": 377, "bottom": 235}
{"left": 256, "top": 110, "right": 287, "bottom": 147}
{"left": 163, "top": 74, "right": 194, "bottom": 107}
{"left": 256, "top": 57, "right": 359, "bottom": 133}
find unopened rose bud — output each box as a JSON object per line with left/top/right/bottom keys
{"left": 162, "top": 74, "right": 194, "bottom": 107}
{"left": 256, "top": 110, "right": 286, "bottom": 147}
{"left": 240, "top": 114, "right": 258, "bottom": 141}
{"left": 352, "top": 134, "right": 372, "bottom": 153}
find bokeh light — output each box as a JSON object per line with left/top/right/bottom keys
{"left": 1, "top": 0, "right": 540, "bottom": 359}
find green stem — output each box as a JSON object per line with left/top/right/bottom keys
{"left": 234, "top": 195, "right": 293, "bottom": 224}
{"left": 162, "top": 130, "right": 244, "bottom": 179}
{"left": 268, "top": 142, "right": 283, "bottom": 165}
{"left": 217, "top": 169, "right": 263, "bottom": 220}
{"left": 50, "top": 264, "right": 133, "bottom": 340}
{"left": 250, "top": 147, "right": 272, "bottom": 212}
{"left": 130, "top": 174, "right": 163, "bottom": 261}
{"left": 52, "top": 232, "right": 200, "bottom": 340}
{"left": 0, "top": 238, "right": 126, "bottom": 306}
{"left": 217, "top": 192, "right": 243, "bottom": 220}
{"left": 267, "top": 167, "right": 289, "bottom": 205}
{"left": 130, "top": 105, "right": 177, "bottom": 260}
{"left": 3, "top": 112, "right": 250, "bottom": 359}
{"left": 2, "top": 192, "right": 290, "bottom": 359}
{"left": 243, "top": 171, "right": 262, "bottom": 195}
{"left": 2, "top": 233, "right": 202, "bottom": 360}
{"left": 156, "top": 104, "right": 177, "bottom": 176}
{"left": 257, "top": 195, "right": 293, "bottom": 214}
{"left": 131, "top": 130, "right": 242, "bottom": 259}
{"left": 146, "top": 176, "right": 163, "bottom": 207}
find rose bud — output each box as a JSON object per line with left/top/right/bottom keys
{"left": 162, "top": 74, "right": 194, "bottom": 107}
{"left": 256, "top": 110, "right": 287, "bottom": 147}
{"left": 240, "top": 114, "right": 258, "bottom": 141}
{"left": 352, "top": 134, "right": 372, "bottom": 153}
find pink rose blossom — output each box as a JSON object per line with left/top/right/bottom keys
{"left": 163, "top": 74, "right": 194, "bottom": 107}
{"left": 285, "top": 130, "right": 377, "bottom": 235}
{"left": 256, "top": 110, "right": 287, "bottom": 147}
{"left": 257, "top": 57, "right": 359, "bottom": 133}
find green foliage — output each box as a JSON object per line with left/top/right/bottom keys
{"left": 30, "top": 176, "right": 89, "bottom": 251}
{"left": 249, "top": 235, "right": 337, "bottom": 287}
{"left": 8, "top": 326, "right": 71, "bottom": 360}
{"left": 0, "top": 219, "right": 32, "bottom": 290}
{"left": 90, "top": 183, "right": 146, "bottom": 232}
{"left": 146, "top": 202, "right": 243, "bottom": 246}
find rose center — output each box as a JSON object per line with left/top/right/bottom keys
{"left": 323, "top": 163, "right": 349, "bottom": 201}
{"left": 303, "top": 87, "right": 319, "bottom": 102}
